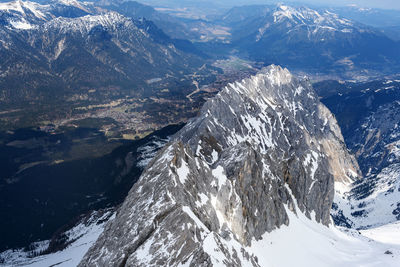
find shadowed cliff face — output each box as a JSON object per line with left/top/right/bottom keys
{"left": 319, "top": 80, "right": 400, "bottom": 229}
{"left": 78, "top": 65, "right": 360, "bottom": 266}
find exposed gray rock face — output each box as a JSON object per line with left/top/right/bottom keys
{"left": 79, "top": 65, "right": 359, "bottom": 266}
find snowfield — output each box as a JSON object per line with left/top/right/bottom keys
{"left": 361, "top": 221, "right": 400, "bottom": 246}
{"left": 2, "top": 207, "right": 399, "bottom": 267}
{"left": 250, "top": 207, "right": 400, "bottom": 267}
{"left": 0, "top": 212, "right": 113, "bottom": 267}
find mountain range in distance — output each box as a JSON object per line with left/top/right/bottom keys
{"left": 1, "top": 0, "right": 400, "bottom": 266}
{"left": 0, "top": 0, "right": 399, "bottom": 137}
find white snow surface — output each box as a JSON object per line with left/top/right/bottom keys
{"left": 334, "top": 163, "right": 400, "bottom": 229}
{"left": 0, "top": 212, "right": 113, "bottom": 267}
{"left": 211, "top": 165, "right": 228, "bottom": 190}
{"left": 361, "top": 221, "right": 400, "bottom": 245}
{"left": 3, "top": 205, "right": 399, "bottom": 267}
{"left": 0, "top": 0, "right": 51, "bottom": 30}
{"left": 9, "top": 19, "right": 32, "bottom": 29}
{"left": 249, "top": 205, "right": 400, "bottom": 267}
{"left": 176, "top": 159, "right": 190, "bottom": 184}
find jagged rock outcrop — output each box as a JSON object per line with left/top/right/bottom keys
{"left": 79, "top": 65, "right": 360, "bottom": 266}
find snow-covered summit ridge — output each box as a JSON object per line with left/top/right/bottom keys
{"left": 41, "top": 12, "right": 135, "bottom": 34}
{"left": 274, "top": 4, "right": 353, "bottom": 27}
{"left": 179, "top": 65, "right": 359, "bottom": 183}
{"left": 253, "top": 3, "right": 372, "bottom": 41}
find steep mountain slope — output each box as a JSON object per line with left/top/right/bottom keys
{"left": 0, "top": 0, "right": 216, "bottom": 107}
{"left": 318, "top": 80, "right": 400, "bottom": 228}
{"left": 27, "top": 13, "right": 204, "bottom": 90}
{"left": 79, "top": 65, "right": 360, "bottom": 266}
{"left": 219, "top": 5, "right": 400, "bottom": 79}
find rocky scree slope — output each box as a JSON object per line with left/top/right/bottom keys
{"left": 79, "top": 65, "right": 359, "bottom": 266}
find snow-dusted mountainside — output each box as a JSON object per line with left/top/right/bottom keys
{"left": 333, "top": 163, "right": 400, "bottom": 229}
{"left": 221, "top": 4, "right": 400, "bottom": 79}
{"left": 4, "top": 203, "right": 400, "bottom": 267}
{"left": 0, "top": 0, "right": 97, "bottom": 30}
{"left": 77, "top": 65, "right": 363, "bottom": 266}
{"left": 227, "top": 4, "right": 391, "bottom": 44}
{"left": 267, "top": 5, "right": 364, "bottom": 37}
{"left": 0, "top": 0, "right": 215, "bottom": 105}
{"left": 0, "top": 0, "right": 50, "bottom": 29}
{"left": 0, "top": 209, "right": 114, "bottom": 267}
{"left": 319, "top": 80, "right": 400, "bottom": 229}
{"left": 335, "top": 111, "right": 400, "bottom": 228}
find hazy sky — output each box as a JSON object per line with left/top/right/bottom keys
{"left": 140, "top": 0, "right": 400, "bottom": 11}
{"left": 293, "top": 0, "right": 400, "bottom": 9}
{"left": 213, "top": 0, "right": 400, "bottom": 10}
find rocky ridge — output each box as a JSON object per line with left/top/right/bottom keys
{"left": 79, "top": 65, "right": 359, "bottom": 266}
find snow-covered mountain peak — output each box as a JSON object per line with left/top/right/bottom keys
{"left": 0, "top": 0, "right": 50, "bottom": 30}
{"left": 253, "top": 4, "right": 367, "bottom": 43}
{"left": 178, "top": 64, "right": 359, "bottom": 183}
{"left": 271, "top": 4, "right": 356, "bottom": 30}
{"left": 57, "top": 0, "right": 82, "bottom": 6}
{"left": 223, "top": 65, "right": 294, "bottom": 100}
{"left": 78, "top": 66, "right": 360, "bottom": 266}
{"left": 273, "top": 4, "right": 311, "bottom": 23}
{"left": 251, "top": 64, "right": 293, "bottom": 86}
